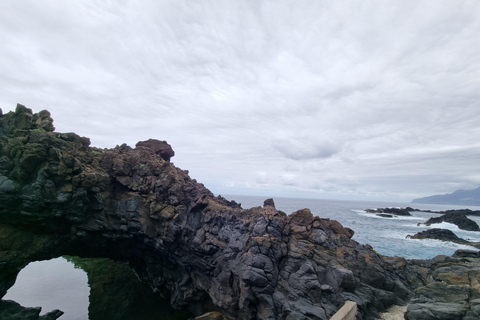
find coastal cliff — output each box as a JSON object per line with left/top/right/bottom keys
{"left": 412, "top": 187, "right": 480, "bottom": 206}
{"left": 0, "top": 104, "right": 431, "bottom": 319}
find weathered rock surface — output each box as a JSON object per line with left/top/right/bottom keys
{"left": 423, "top": 213, "right": 480, "bottom": 231}
{"left": 405, "top": 250, "right": 480, "bottom": 320}
{"left": 135, "top": 139, "right": 175, "bottom": 162}
{"left": 0, "top": 104, "right": 426, "bottom": 319}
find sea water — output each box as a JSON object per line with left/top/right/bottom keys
{"left": 3, "top": 257, "right": 90, "bottom": 319}
{"left": 3, "top": 256, "right": 192, "bottom": 320}
{"left": 4, "top": 196, "right": 480, "bottom": 319}
{"left": 225, "top": 195, "right": 480, "bottom": 259}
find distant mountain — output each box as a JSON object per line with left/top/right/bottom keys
{"left": 411, "top": 187, "right": 480, "bottom": 206}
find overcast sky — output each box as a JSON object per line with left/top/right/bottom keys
{"left": 1, "top": 0, "right": 480, "bottom": 202}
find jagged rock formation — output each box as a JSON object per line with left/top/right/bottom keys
{"left": 423, "top": 213, "right": 480, "bottom": 231}
{"left": 135, "top": 139, "right": 175, "bottom": 162}
{"left": 407, "top": 229, "right": 480, "bottom": 249}
{"left": 405, "top": 250, "right": 480, "bottom": 320}
{"left": 0, "top": 104, "right": 426, "bottom": 319}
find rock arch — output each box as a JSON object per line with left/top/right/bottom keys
{"left": 0, "top": 105, "right": 420, "bottom": 319}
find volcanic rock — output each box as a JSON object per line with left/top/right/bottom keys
{"left": 376, "top": 214, "right": 393, "bottom": 218}
{"left": 0, "top": 104, "right": 425, "bottom": 320}
{"left": 135, "top": 139, "right": 175, "bottom": 161}
{"left": 263, "top": 198, "right": 275, "bottom": 208}
{"left": 405, "top": 250, "right": 480, "bottom": 320}
{"left": 424, "top": 213, "right": 480, "bottom": 231}
{"left": 406, "top": 229, "right": 480, "bottom": 249}
{"left": 365, "top": 208, "right": 411, "bottom": 216}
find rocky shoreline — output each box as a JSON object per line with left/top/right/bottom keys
{"left": 407, "top": 229, "right": 480, "bottom": 249}
{"left": 365, "top": 207, "right": 480, "bottom": 248}
{"left": 405, "top": 250, "right": 480, "bottom": 320}
{"left": 375, "top": 250, "right": 480, "bottom": 320}
{"left": 0, "top": 104, "right": 479, "bottom": 320}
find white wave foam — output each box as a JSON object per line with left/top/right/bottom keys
{"left": 422, "top": 222, "right": 480, "bottom": 240}
{"left": 405, "top": 237, "right": 478, "bottom": 251}
{"left": 391, "top": 216, "right": 425, "bottom": 221}
{"left": 379, "top": 231, "right": 410, "bottom": 240}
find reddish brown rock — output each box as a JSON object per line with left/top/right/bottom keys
{"left": 135, "top": 139, "right": 175, "bottom": 161}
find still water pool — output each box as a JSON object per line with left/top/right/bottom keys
{"left": 4, "top": 257, "right": 89, "bottom": 319}
{"left": 3, "top": 256, "right": 191, "bottom": 320}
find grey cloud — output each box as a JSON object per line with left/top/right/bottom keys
{"left": 273, "top": 139, "right": 340, "bottom": 160}
{"left": 1, "top": 0, "right": 480, "bottom": 201}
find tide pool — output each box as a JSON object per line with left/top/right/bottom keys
{"left": 3, "top": 257, "right": 191, "bottom": 320}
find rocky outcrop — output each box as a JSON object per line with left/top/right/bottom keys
{"left": 135, "top": 139, "right": 175, "bottom": 162}
{"left": 423, "top": 213, "right": 480, "bottom": 231}
{"left": 376, "top": 214, "right": 394, "bottom": 218}
{"left": 407, "top": 229, "right": 480, "bottom": 249}
{"left": 0, "top": 104, "right": 425, "bottom": 320}
{"left": 405, "top": 250, "right": 480, "bottom": 320}
{"left": 365, "top": 208, "right": 411, "bottom": 216}
{"left": 443, "top": 209, "right": 480, "bottom": 217}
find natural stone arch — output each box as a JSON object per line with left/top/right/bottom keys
{"left": 0, "top": 105, "right": 422, "bottom": 320}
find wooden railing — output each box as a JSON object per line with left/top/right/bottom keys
{"left": 330, "top": 301, "right": 357, "bottom": 320}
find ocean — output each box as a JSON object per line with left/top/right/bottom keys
{"left": 224, "top": 195, "right": 480, "bottom": 259}
{"left": 4, "top": 195, "right": 480, "bottom": 319}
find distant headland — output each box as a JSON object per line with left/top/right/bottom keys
{"left": 411, "top": 186, "right": 480, "bottom": 206}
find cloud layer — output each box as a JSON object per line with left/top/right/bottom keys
{"left": 1, "top": 0, "right": 480, "bottom": 201}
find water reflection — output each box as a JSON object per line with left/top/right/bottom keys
{"left": 3, "top": 257, "right": 89, "bottom": 319}
{"left": 66, "top": 256, "right": 192, "bottom": 320}
{"left": 2, "top": 256, "right": 192, "bottom": 320}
